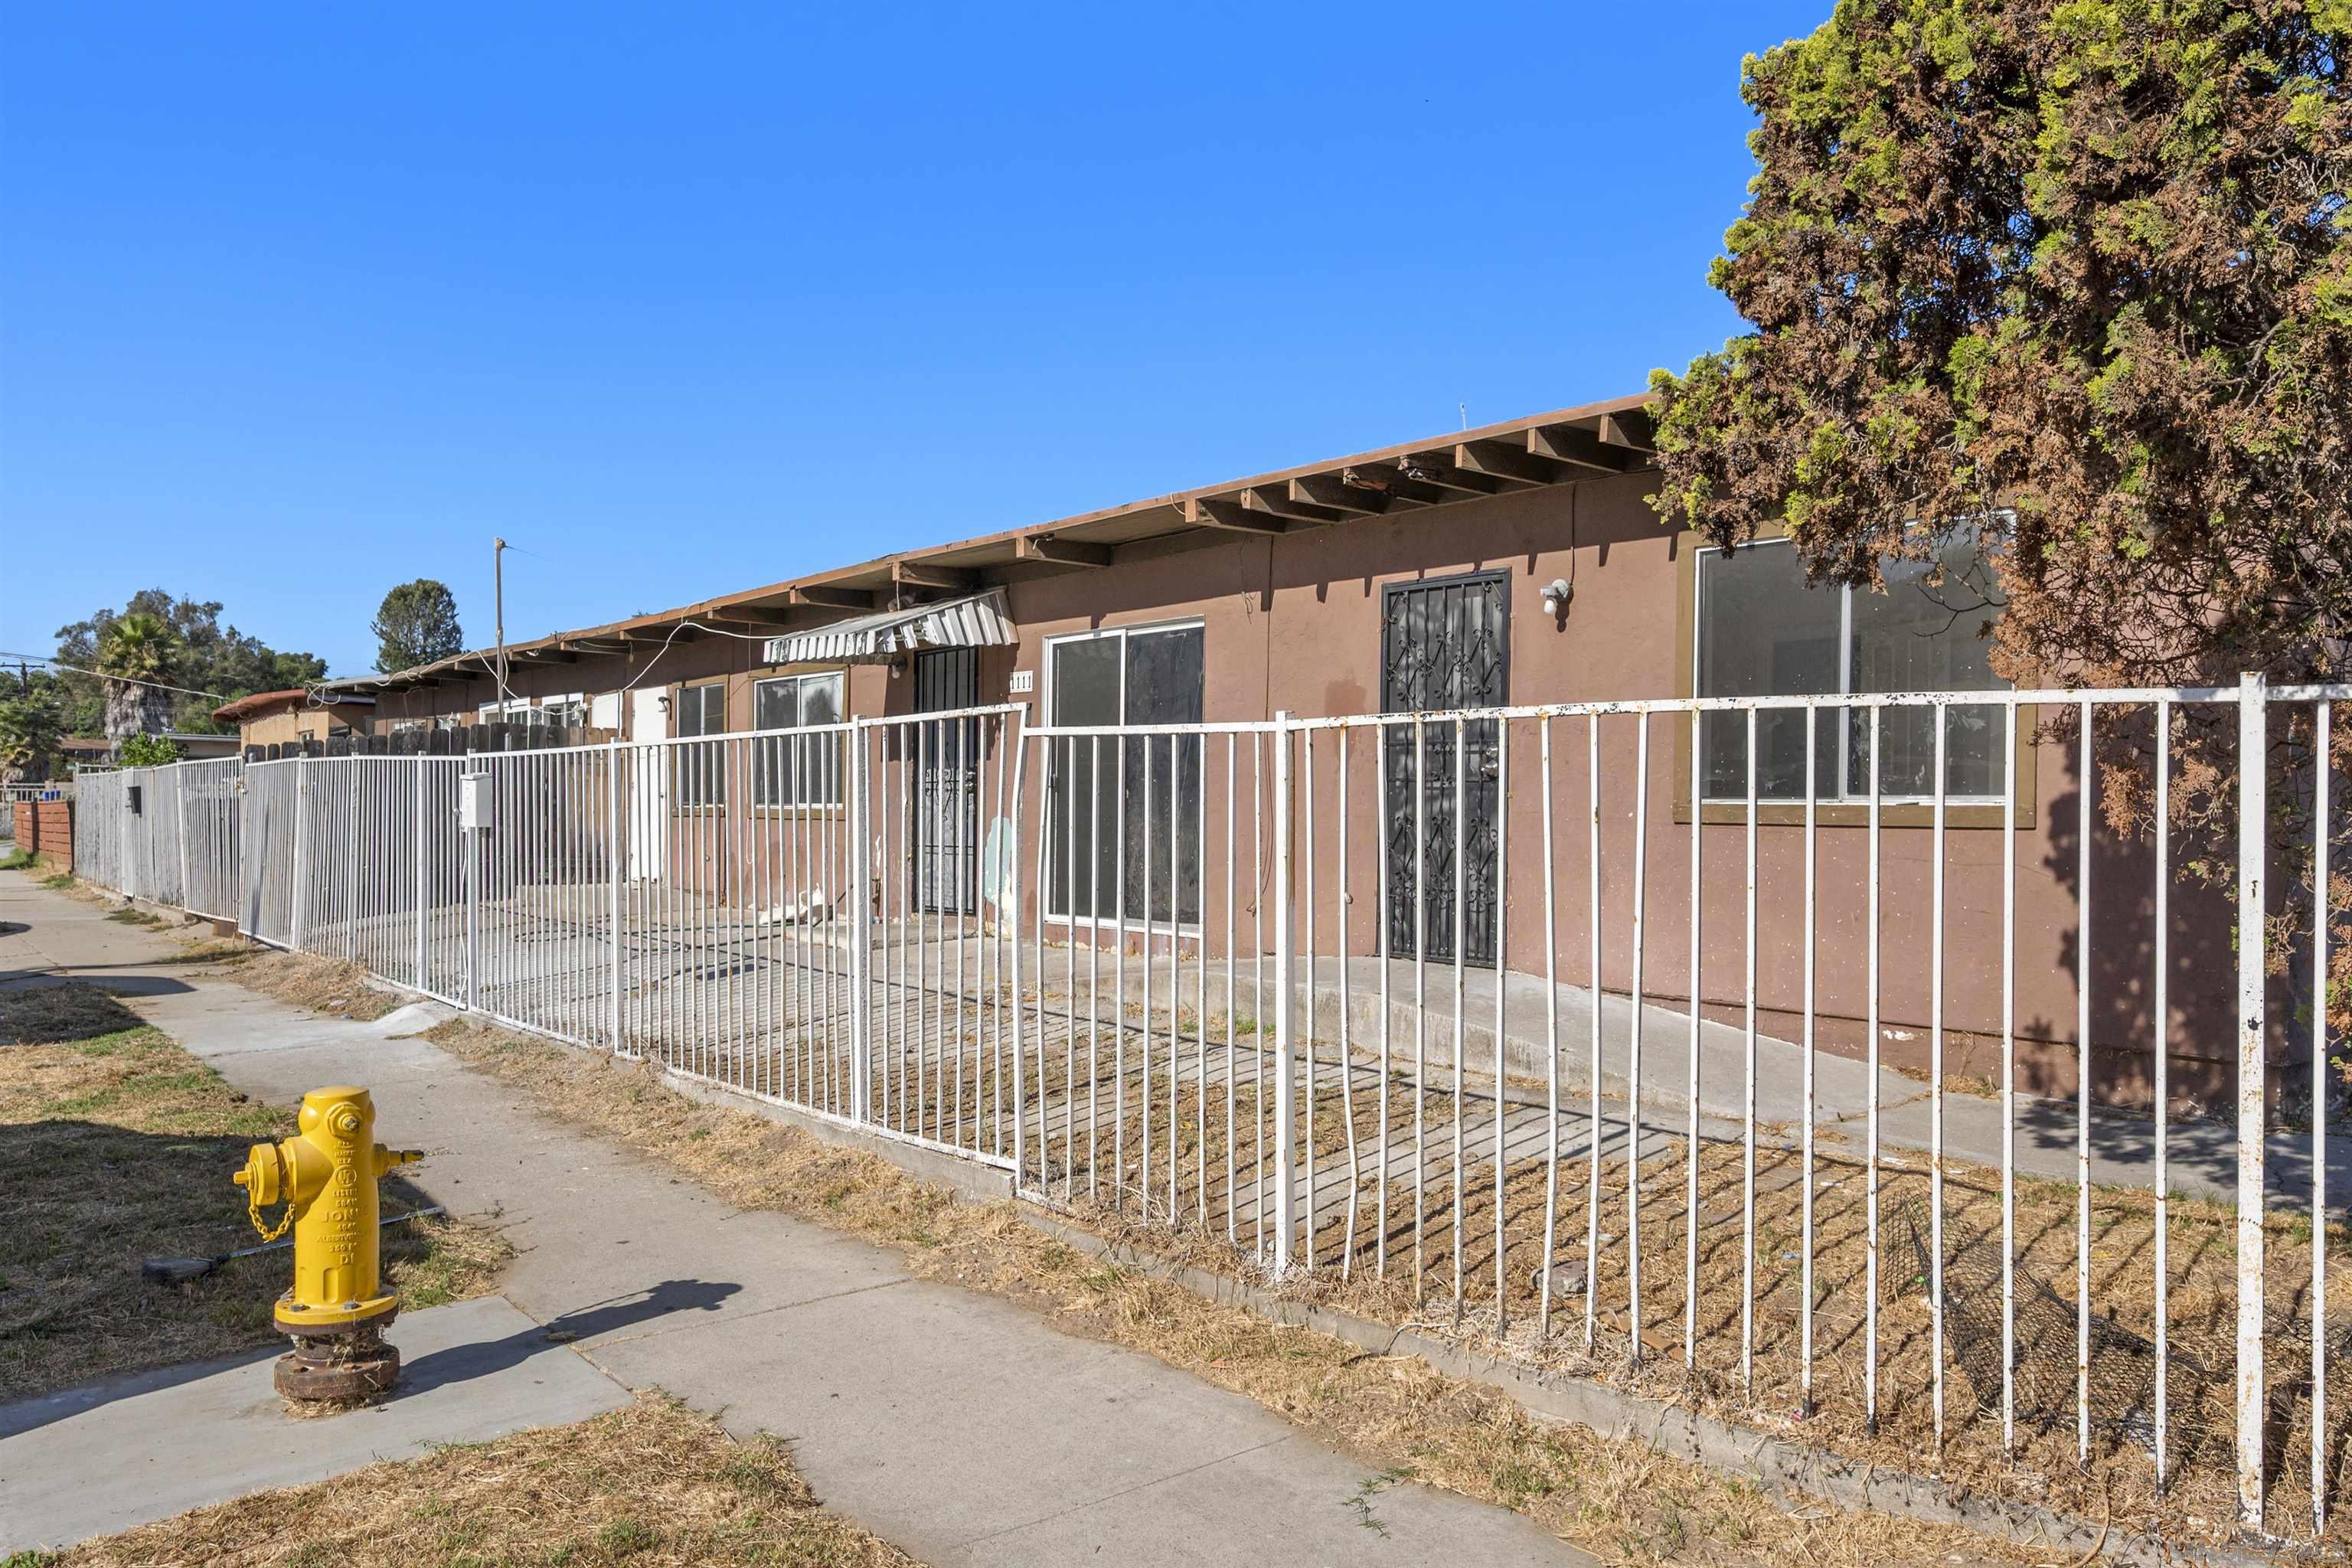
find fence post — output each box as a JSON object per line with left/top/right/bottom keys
{"left": 1271, "top": 710, "right": 1298, "bottom": 1273}
{"left": 291, "top": 756, "right": 309, "bottom": 952}
{"left": 1008, "top": 708, "right": 1029, "bottom": 1187}
{"left": 607, "top": 738, "right": 623, "bottom": 1057}
{"left": 413, "top": 761, "right": 429, "bottom": 989}
{"left": 848, "top": 725, "right": 872, "bottom": 1124}
{"left": 346, "top": 763, "right": 360, "bottom": 963}
{"left": 2235, "top": 670, "right": 2268, "bottom": 1534}
{"left": 175, "top": 766, "right": 190, "bottom": 913}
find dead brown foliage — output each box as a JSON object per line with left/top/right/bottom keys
{"left": 57, "top": 1391, "right": 920, "bottom": 1567}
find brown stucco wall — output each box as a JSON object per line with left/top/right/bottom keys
{"left": 351, "top": 469, "right": 2251, "bottom": 1109}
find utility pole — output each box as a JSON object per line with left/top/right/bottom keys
{"left": 493, "top": 537, "right": 508, "bottom": 701}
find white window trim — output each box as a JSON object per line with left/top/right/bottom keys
{"left": 1692, "top": 535, "right": 2011, "bottom": 806}
{"left": 1041, "top": 617, "right": 1207, "bottom": 931}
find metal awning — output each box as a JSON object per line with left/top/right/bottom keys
{"left": 763, "top": 587, "right": 1017, "bottom": 665}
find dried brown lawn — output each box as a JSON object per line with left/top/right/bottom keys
{"left": 0, "top": 985, "right": 508, "bottom": 1400}
{"left": 50, "top": 1391, "right": 920, "bottom": 1568}
{"left": 435, "top": 1016, "right": 2060, "bottom": 1567}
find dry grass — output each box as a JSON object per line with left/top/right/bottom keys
{"left": 434, "top": 1018, "right": 2056, "bottom": 1567}
{"left": 227, "top": 952, "right": 404, "bottom": 1022}
{"left": 0, "top": 987, "right": 509, "bottom": 1401}
{"left": 46, "top": 1391, "right": 920, "bottom": 1567}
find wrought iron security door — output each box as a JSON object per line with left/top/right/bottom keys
{"left": 913, "top": 647, "right": 980, "bottom": 916}
{"left": 1381, "top": 573, "right": 1508, "bottom": 965}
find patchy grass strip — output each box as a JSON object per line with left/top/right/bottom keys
{"left": 38, "top": 1390, "right": 920, "bottom": 1567}
{"left": 0, "top": 985, "right": 509, "bottom": 1402}
{"left": 430, "top": 1018, "right": 2043, "bottom": 1568}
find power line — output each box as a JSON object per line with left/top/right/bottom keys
{"left": 0, "top": 652, "right": 238, "bottom": 704}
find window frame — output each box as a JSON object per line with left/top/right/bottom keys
{"left": 1040, "top": 617, "right": 1207, "bottom": 931}
{"left": 1672, "top": 528, "right": 2035, "bottom": 828}
{"left": 670, "top": 680, "right": 730, "bottom": 810}
{"left": 750, "top": 670, "right": 848, "bottom": 813}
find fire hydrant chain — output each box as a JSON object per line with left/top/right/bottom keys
{"left": 246, "top": 1178, "right": 295, "bottom": 1244}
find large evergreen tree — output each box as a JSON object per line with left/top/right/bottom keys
{"left": 370, "top": 579, "right": 465, "bottom": 674}
{"left": 52, "top": 590, "right": 328, "bottom": 735}
{"left": 1648, "top": 0, "right": 2352, "bottom": 1070}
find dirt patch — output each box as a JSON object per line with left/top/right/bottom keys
{"left": 51, "top": 1390, "right": 920, "bottom": 1567}
{"left": 0, "top": 1007, "right": 509, "bottom": 1401}
{"left": 433, "top": 1019, "right": 2050, "bottom": 1568}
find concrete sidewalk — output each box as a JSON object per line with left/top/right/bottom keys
{"left": 0, "top": 868, "right": 1591, "bottom": 1566}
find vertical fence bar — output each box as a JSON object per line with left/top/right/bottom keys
{"left": 1271, "top": 713, "right": 1297, "bottom": 1272}
{"left": 2236, "top": 671, "right": 2268, "bottom": 1534}
{"left": 1686, "top": 706, "right": 1703, "bottom": 1371}
{"left": 2002, "top": 697, "right": 2019, "bottom": 1454}
{"left": 1932, "top": 702, "right": 1949, "bottom": 1446}
{"left": 1800, "top": 704, "right": 1816, "bottom": 1413}
{"left": 2154, "top": 700, "right": 2171, "bottom": 1488}
{"left": 292, "top": 756, "right": 309, "bottom": 952}
{"left": 1741, "top": 704, "right": 1758, "bottom": 1396}
{"left": 2312, "top": 697, "right": 2331, "bottom": 1534}
{"left": 2076, "top": 700, "right": 2093, "bottom": 1465}
{"left": 1540, "top": 716, "right": 1560, "bottom": 1339}
{"left": 850, "top": 727, "right": 872, "bottom": 1124}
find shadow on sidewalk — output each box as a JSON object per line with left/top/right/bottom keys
{"left": 399, "top": 1278, "right": 743, "bottom": 1396}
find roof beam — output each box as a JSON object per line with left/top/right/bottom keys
{"left": 1015, "top": 534, "right": 1113, "bottom": 568}
{"left": 1597, "top": 410, "right": 1655, "bottom": 456}
{"left": 621, "top": 626, "right": 697, "bottom": 645}
{"left": 1400, "top": 452, "right": 1514, "bottom": 495}
{"left": 786, "top": 584, "right": 879, "bottom": 610}
{"left": 702, "top": 605, "right": 796, "bottom": 627}
{"left": 890, "top": 560, "right": 976, "bottom": 593}
{"left": 1185, "top": 497, "right": 1289, "bottom": 534}
{"left": 1527, "top": 423, "right": 1630, "bottom": 475}
{"left": 512, "top": 646, "right": 577, "bottom": 663}
{"left": 1288, "top": 473, "right": 1390, "bottom": 516}
{"left": 560, "top": 637, "right": 631, "bottom": 654}
{"left": 1242, "top": 485, "right": 1344, "bottom": 525}
{"left": 1456, "top": 439, "right": 1567, "bottom": 487}
{"left": 1341, "top": 464, "right": 1452, "bottom": 506}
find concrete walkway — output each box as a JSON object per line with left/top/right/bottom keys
{"left": 0, "top": 868, "right": 1592, "bottom": 1566}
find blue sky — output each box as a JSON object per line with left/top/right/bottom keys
{"left": 3, "top": 2, "right": 1825, "bottom": 679}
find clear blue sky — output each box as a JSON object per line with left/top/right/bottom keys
{"left": 3, "top": 2, "right": 1824, "bottom": 680}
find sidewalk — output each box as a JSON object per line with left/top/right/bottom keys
{"left": 0, "top": 868, "right": 1591, "bottom": 1566}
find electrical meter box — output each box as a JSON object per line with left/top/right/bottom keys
{"left": 458, "top": 772, "right": 491, "bottom": 831}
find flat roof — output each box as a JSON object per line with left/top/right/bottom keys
{"left": 325, "top": 390, "right": 1655, "bottom": 695}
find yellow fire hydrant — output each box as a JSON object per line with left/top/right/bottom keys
{"left": 233, "top": 1086, "right": 423, "bottom": 1400}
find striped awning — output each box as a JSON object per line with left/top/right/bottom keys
{"left": 762, "top": 587, "right": 1017, "bottom": 665}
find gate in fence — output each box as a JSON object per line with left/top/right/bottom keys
{"left": 66, "top": 679, "right": 2352, "bottom": 1542}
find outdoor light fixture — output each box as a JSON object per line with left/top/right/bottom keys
{"left": 1539, "top": 577, "right": 1573, "bottom": 619}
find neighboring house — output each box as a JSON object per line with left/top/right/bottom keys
{"left": 211, "top": 689, "right": 377, "bottom": 754}
{"left": 316, "top": 391, "right": 2216, "bottom": 1109}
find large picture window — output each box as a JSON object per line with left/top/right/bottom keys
{"left": 1695, "top": 533, "right": 2007, "bottom": 802}
{"left": 1045, "top": 622, "right": 1204, "bottom": 926}
{"left": 673, "top": 682, "right": 727, "bottom": 808}
{"left": 752, "top": 671, "right": 844, "bottom": 806}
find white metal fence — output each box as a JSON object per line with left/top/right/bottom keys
{"left": 64, "top": 679, "right": 2350, "bottom": 1540}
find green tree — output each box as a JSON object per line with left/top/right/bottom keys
{"left": 0, "top": 692, "right": 63, "bottom": 782}
{"left": 1648, "top": 0, "right": 2351, "bottom": 1072}
{"left": 53, "top": 591, "right": 328, "bottom": 735}
{"left": 115, "top": 732, "right": 181, "bottom": 767}
{"left": 371, "top": 579, "right": 465, "bottom": 675}
{"left": 1648, "top": 0, "right": 2350, "bottom": 688}
{"left": 95, "top": 612, "right": 179, "bottom": 741}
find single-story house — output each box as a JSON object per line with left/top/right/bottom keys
{"left": 212, "top": 689, "right": 377, "bottom": 755}
{"left": 319, "top": 390, "right": 2250, "bottom": 1110}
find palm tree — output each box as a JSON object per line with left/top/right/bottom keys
{"left": 96, "top": 613, "right": 178, "bottom": 741}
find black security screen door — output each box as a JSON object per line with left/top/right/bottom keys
{"left": 913, "top": 647, "right": 979, "bottom": 916}
{"left": 1380, "top": 573, "right": 1508, "bottom": 965}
